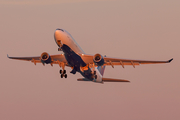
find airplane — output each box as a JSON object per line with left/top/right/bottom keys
{"left": 7, "top": 28, "right": 173, "bottom": 83}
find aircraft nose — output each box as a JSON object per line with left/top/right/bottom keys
{"left": 54, "top": 28, "right": 65, "bottom": 46}
{"left": 55, "top": 28, "right": 63, "bottom": 37}
{"left": 56, "top": 28, "right": 64, "bottom": 32}
{"left": 55, "top": 28, "right": 64, "bottom": 37}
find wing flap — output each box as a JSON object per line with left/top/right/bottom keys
{"left": 105, "top": 62, "right": 140, "bottom": 66}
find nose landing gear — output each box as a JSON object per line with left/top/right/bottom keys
{"left": 60, "top": 69, "right": 67, "bottom": 78}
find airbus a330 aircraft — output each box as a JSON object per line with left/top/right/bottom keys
{"left": 8, "top": 28, "right": 173, "bottom": 83}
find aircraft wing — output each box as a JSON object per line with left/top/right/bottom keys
{"left": 81, "top": 54, "right": 173, "bottom": 68}
{"left": 7, "top": 54, "right": 68, "bottom": 66}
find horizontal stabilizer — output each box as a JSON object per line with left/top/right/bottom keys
{"left": 77, "top": 78, "right": 91, "bottom": 81}
{"left": 77, "top": 78, "right": 130, "bottom": 82}
{"left": 102, "top": 78, "right": 130, "bottom": 82}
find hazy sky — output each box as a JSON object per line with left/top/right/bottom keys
{"left": 0, "top": 0, "right": 180, "bottom": 120}
{"left": 0, "top": 0, "right": 111, "bottom": 5}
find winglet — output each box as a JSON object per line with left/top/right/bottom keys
{"left": 168, "top": 58, "right": 173, "bottom": 63}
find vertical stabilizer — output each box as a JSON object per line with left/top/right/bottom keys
{"left": 97, "top": 66, "right": 106, "bottom": 76}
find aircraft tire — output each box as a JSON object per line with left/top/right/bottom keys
{"left": 61, "top": 74, "right": 63, "bottom": 78}
{"left": 64, "top": 74, "right": 67, "bottom": 78}
{"left": 60, "top": 70, "right": 63, "bottom": 74}
{"left": 95, "top": 75, "right": 97, "bottom": 79}
{"left": 63, "top": 70, "right": 66, "bottom": 74}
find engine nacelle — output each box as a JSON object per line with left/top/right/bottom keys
{"left": 93, "top": 53, "right": 104, "bottom": 66}
{"left": 41, "top": 52, "right": 52, "bottom": 64}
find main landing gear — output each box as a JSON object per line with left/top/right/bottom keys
{"left": 93, "top": 71, "right": 97, "bottom": 79}
{"left": 59, "top": 69, "right": 67, "bottom": 78}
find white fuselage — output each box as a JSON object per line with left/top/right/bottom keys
{"left": 54, "top": 29, "right": 85, "bottom": 54}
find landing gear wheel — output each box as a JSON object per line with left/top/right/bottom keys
{"left": 64, "top": 74, "right": 67, "bottom": 78}
{"left": 59, "top": 69, "right": 67, "bottom": 78}
{"left": 63, "top": 70, "right": 66, "bottom": 74}
{"left": 61, "top": 74, "right": 64, "bottom": 78}
{"left": 60, "top": 70, "right": 63, "bottom": 74}
{"left": 95, "top": 75, "right": 97, "bottom": 79}
{"left": 94, "top": 71, "right": 96, "bottom": 75}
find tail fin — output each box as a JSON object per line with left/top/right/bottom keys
{"left": 97, "top": 66, "right": 106, "bottom": 76}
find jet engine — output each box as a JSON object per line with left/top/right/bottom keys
{"left": 41, "top": 52, "right": 52, "bottom": 64}
{"left": 93, "top": 53, "right": 104, "bottom": 66}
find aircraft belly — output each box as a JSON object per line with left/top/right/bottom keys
{"left": 61, "top": 44, "right": 86, "bottom": 72}
{"left": 60, "top": 44, "right": 97, "bottom": 81}
{"left": 80, "top": 69, "right": 93, "bottom": 81}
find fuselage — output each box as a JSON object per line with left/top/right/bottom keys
{"left": 54, "top": 28, "right": 101, "bottom": 81}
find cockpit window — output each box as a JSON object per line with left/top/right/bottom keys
{"left": 56, "top": 28, "right": 64, "bottom": 32}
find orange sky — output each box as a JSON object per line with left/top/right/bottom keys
{"left": 0, "top": 0, "right": 180, "bottom": 120}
